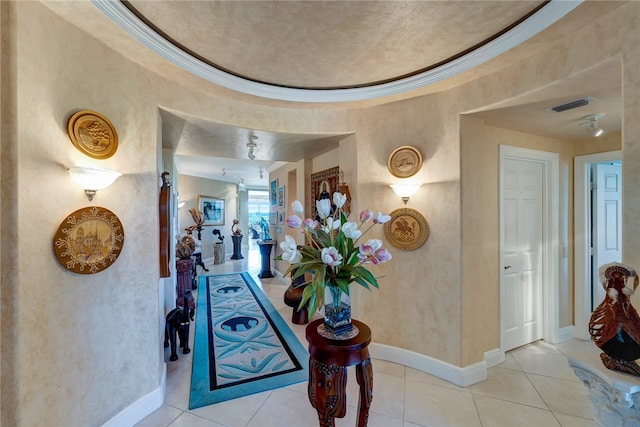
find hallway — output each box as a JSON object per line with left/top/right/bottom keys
{"left": 138, "top": 241, "right": 596, "bottom": 427}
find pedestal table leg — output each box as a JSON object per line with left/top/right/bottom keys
{"left": 308, "top": 358, "right": 347, "bottom": 427}
{"left": 355, "top": 357, "right": 373, "bottom": 427}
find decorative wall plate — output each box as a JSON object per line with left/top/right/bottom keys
{"left": 383, "top": 207, "right": 429, "bottom": 251}
{"left": 53, "top": 206, "right": 125, "bottom": 274}
{"left": 387, "top": 145, "right": 423, "bottom": 178}
{"left": 67, "top": 110, "right": 118, "bottom": 159}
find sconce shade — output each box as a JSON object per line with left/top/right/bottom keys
{"left": 390, "top": 183, "right": 421, "bottom": 204}
{"left": 68, "top": 166, "right": 121, "bottom": 201}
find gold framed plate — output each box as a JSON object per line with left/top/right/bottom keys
{"left": 387, "top": 145, "right": 423, "bottom": 178}
{"left": 383, "top": 207, "right": 429, "bottom": 251}
{"left": 67, "top": 110, "right": 118, "bottom": 159}
{"left": 53, "top": 206, "right": 125, "bottom": 274}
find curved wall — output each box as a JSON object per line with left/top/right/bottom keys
{"left": 1, "top": 1, "right": 639, "bottom": 425}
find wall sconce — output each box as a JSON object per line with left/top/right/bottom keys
{"left": 68, "top": 166, "right": 122, "bottom": 201}
{"left": 177, "top": 201, "right": 186, "bottom": 209}
{"left": 390, "top": 183, "right": 421, "bottom": 204}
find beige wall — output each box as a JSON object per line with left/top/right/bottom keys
{"left": 177, "top": 175, "right": 238, "bottom": 261}
{"left": 2, "top": 1, "right": 639, "bottom": 425}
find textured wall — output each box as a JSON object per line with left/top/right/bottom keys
{"left": 12, "top": 3, "right": 163, "bottom": 425}
{"left": 2, "top": 1, "right": 639, "bottom": 425}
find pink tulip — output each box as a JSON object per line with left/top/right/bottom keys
{"left": 286, "top": 215, "right": 302, "bottom": 228}
{"left": 321, "top": 247, "right": 343, "bottom": 267}
{"left": 373, "top": 212, "right": 391, "bottom": 224}
{"left": 359, "top": 209, "right": 373, "bottom": 223}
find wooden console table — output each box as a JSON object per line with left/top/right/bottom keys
{"left": 305, "top": 319, "right": 373, "bottom": 427}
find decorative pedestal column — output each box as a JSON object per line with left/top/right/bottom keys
{"left": 231, "top": 234, "right": 244, "bottom": 259}
{"left": 213, "top": 243, "right": 225, "bottom": 265}
{"left": 567, "top": 348, "right": 640, "bottom": 426}
{"left": 176, "top": 258, "right": 195, "bottom": 310}
{"left": 258, "top": 240, "right": 275, "bottom": 278}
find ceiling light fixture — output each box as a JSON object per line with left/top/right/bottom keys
{"left": 259, "top": 169, "right": 264, "bottom": 179}
{"left": 222, "top": 168, "right": 226, "bottom": 176}
{"left": 247, "top": 135, "right": 257, "bottom": 160}
{"left": 579, "top": 113, "right": 604, "bottom": 138}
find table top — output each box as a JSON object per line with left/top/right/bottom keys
{"left": 306, "top": 319, "right": 371, "bottom": 366}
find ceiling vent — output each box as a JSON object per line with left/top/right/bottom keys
{"left": 546, "top": 97, "right": 596, "bottom": 113}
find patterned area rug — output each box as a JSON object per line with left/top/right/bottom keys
{"left": 189, "top": 272, "right": 309, "bottom": 409}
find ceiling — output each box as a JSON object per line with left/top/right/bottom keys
{"left": 47, "top": 1, "right": 623, "bottom": 188}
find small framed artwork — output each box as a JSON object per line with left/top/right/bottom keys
{"left": 198, "top": 195, "right": 225, "bottom": 226}
{"left": 269, "top": 211, "right": 277, "bottom": 225}
{"left": 278, "top": 185, "right": 285, "bottom": 208}
{"left": 270, "top": 179, "right": 278, "bottom": 206}
{"left": 278, "top": 211, "right": 285, "bottom": 225}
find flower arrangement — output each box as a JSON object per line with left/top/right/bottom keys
{"left": 277, "top": 192, "right": 392, "bottom": 320}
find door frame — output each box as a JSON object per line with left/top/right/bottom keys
{"left": 499, "top": 145, "right": 560, "bottom": 350}
{"left": 573, "top": 150, "right": 622, "bottom": 340}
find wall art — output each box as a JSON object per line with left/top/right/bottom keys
{"left": 387, "top": 145, "right": 423, "bottom": 178}
{"left": 383, "top": 207, "right": 429, "bottom": 251}
{"left": 199, "top": 195, "right": 225, "bottom": 226}
{"left": 67, "top": 110, "right": 118, "bottom": 159}
{"left": 53, "top": 206, "right": 125, "bottom": 274}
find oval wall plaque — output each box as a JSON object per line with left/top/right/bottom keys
{"left": 53, "top": 206, "right": 125, "bottom": 274}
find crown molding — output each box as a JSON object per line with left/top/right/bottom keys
{"left": 92, "top": 0, "right": 582, "bottom": 103}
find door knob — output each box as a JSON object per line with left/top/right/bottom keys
{"left": 504, "top": 265, "right": 512, "bottom": 270}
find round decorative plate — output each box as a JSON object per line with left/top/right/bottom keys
{"left": 383, "top": 207, "right": 429, "bottom": 251}
{"left": 387, "top": 145, "right": 423, "bottom": 178}
{"left": 53, "top": 206, "right": 125, "bottom": 274}
{"left": 67, "top": 110, "right": 118, "bottom": 159}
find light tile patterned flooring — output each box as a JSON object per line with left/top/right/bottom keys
{"left": 137, "top": 242, "right": 598, "bottom": 427}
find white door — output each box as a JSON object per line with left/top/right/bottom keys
{"left": 501, "top": 158, "right": 544, "bottom": 351}
{"left": 591, "top": 163, "right": 622, "bottom": 309}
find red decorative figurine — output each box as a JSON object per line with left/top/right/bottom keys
{"left": 589, "top": 262, "right": 640, "bottom": 376}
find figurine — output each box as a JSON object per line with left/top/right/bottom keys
{"left": 589, "top": 262, "right": 640, "bottom": 376}
{"left": 259, "top": 217, "right": 271, "bottom": 240}
{"left": 188, "top": 208, "right": 204, "bottom": 240}
{"left": 231, "top": 219, "right": 242, "bottom": 235}
{"left": 212, "top": 228, "right": 224, "bottom": 243}
{"left": 175, "top": 237, "right": 194, "bottom": 259}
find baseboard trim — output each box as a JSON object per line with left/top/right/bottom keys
{"left": 484, "top": 348, "right": 505, "bottom": 368}
{"left": 369, "top": 343, "right": 487, "bottom": 387}
{"left": 102, "top": 365, "right": 166, "bottom": 427}
{"left": 556, "top": 325, "right": 576, "bottom": 343}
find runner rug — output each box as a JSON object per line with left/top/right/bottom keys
{"left": 189, "top": 272, "right": 308, "bottom": 409}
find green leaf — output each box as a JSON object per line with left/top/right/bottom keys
{"left": 353, "top": 276, "right": 371, "bottom": 290}
{"left": 353, "top": 266, "right": 379, "bottom": 288}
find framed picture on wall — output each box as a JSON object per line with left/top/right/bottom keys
{"left": 278, "top": 211, "right": 285, "bottom": 225}
{"left": 269, "top": 211, "right": 277, "bottom": 225}
{"left": 278, "top": 185, "right": 285, "bottom": 208}
{"left": 198, "top": 195, "right": 225, "bottom": 226}
{"left": 270, "top": 179, "right": 278, "bottom": 206}
{"left": 311, "top": 166, "right": 340, "bottom": 219}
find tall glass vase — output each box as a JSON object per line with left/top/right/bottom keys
{"left": 320, "top": 286, "right": 355, "bottom": 339}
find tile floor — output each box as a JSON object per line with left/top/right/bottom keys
{"left": 137, "top": 241, "right": 598, "bottom": 427}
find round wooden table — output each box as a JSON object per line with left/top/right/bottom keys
{"left": 305, "top": 319, "right": 373, "bottom": 427}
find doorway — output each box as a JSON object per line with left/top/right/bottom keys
{"left": 499, "top": 145, "right": 559, "bottom": 352}
{"left": 574, "top": 150, "right": 622, "bottom": 339}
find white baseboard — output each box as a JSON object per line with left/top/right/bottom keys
{"left": 102, "top": 365, "right": 166, "bottom": 427}
{"left": 484, "top": 348, "right": 505, "bottom": 368}
{"left": 369, "top": 343, "right": 487, "bottom": 387}
{"left": 556, "top": 325, "right": 576, "bottom": 343}
{"left": 273, "top": 268, "right": 289, "bottom": 284}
